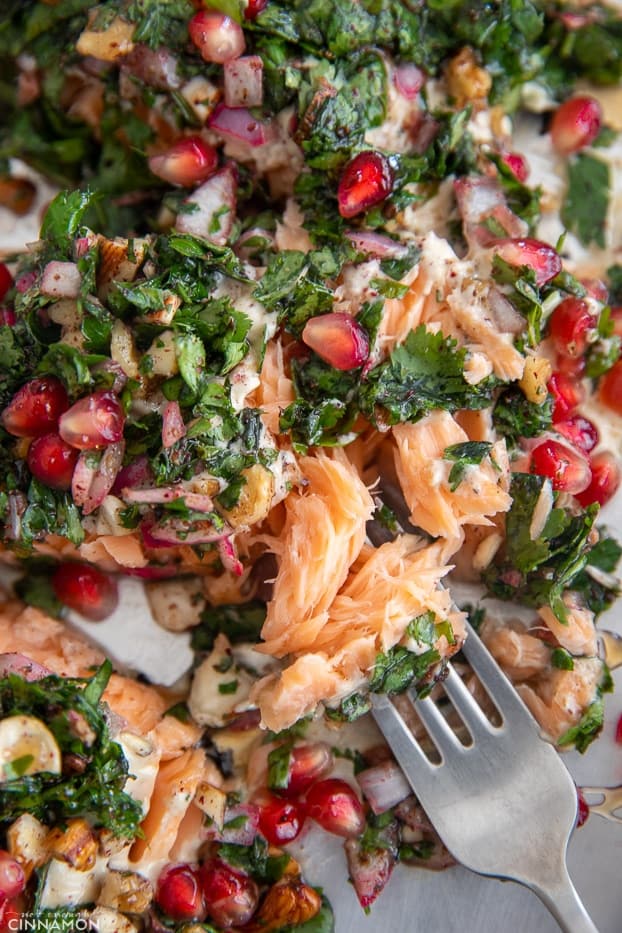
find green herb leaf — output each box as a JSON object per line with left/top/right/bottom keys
{"left": 561, "top": 153, "right": 609, "bottom": 249}
{"left": 443, "top": 441, "right": 494, "bottom": 492}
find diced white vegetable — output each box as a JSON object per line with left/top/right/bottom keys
{"left": 188, "top": 633, "right": 253, "bottom": 727}
{"left": 38, "top": 858, "right": 100, "bottom": 909}
{"left": 41, "top": 261, "right": 81, "bottom": 299}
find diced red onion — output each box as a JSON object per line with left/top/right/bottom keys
{"left": 120, "top": 564, "right": 179, "bottom": 580}
{"left": 111, "top": 455, "right": 153, "bottom": 495}
{"left": 141, "top": 517, "right": 231, "bottom": 548}
{"left": 162, "top": 401, "right": 186, "bottom": 449}
{"left": 393, "top": 63, "right": 425, "bottom": 100}
{"left": 0, "top": 653, "right": 52, "bottom": 681}
{"left": 175, "top": 165, "right": 237, "bottom": 245}
{"left": 454, "top": 176, "right": 506, "bottom": 226}
{"left": 217, "top": 536, "right": 243, "bottom": 576}
{"left": 410, "top": 114, "right": 439, "bottom": 153}
{"left": 92, "top": 359, "right": 128, "bottom": 394}
{"left": 345, "top": 230, "right": 409, "bottom": 260}
{"left": 344, "top": 829, "right": 398, "bottom": 908}
{"left": 121, "top": 45, "right": 181, "bottom": 90}
{"left": 226, "top": 708, "right": 262, "bottom": 731}
{"left": 208, "top": 103, "right": 269, "bottom": 146}
{"left": 0, "top": 308, "right": 16, "bottom": 326}
{"left": 224, "top": 55, "right": 263, "bottom": 109}
{"left": 41, "top": 261, "right": 81, "bottom": 299}
{"left": 7, "top": 491, "right": 26, "bottom": 540}
{"left": 202, "top": 804, "right": 259, "bottom": 845}
{"left": 122, "top": 486, "right": 214, "bottom": 512}
{"left": 487, "top": 287, "right": 525, "bottom": 335}
{"left": 15, "top": 271, "right": 37, "bottom": 293}
{"left": 356, "top": 760, "right": 412, "bottom": 815}
{"left": 72, "top": 441, "right": 125, "bottom": 515}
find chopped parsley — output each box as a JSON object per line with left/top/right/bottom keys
{"left": 443, "top": 441, "right": 495, "bottom": 492}
{"left": 561, "top": 153, "right": 610, "bottom": 249}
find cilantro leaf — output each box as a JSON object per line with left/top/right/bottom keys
{"left": 443, "top": 441, "right": 494, "bottom": 492}
{"left": 369, "top": 646, "right": 441, "bottom": 696}
{"left": 561, "top": 153, "right": 609, "bottom": 249}
{"left": 493, "top": 386, "right": 553, "bottom": 446}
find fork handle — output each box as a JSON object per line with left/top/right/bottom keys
{"left": 533, "top": 868, "right": 599, "bottom": 933}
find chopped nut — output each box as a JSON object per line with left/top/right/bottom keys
{"left": 98, "top": 870, "right": 154, "bottom": 914}
{"left": 194, "top": 781, "right": 228, "bottom": 829}
{"left": 97, "top": 236, "right": 147, "bottom": 299}
{"left": 146, "top": 578, "right": 206, "bottom": 632}
{"left": 221, "top": 464, "right": 275, "bottom": 528}
{"left": 110, "top": 319, "right": 141, "bottom": 379}
{"left": 250, "top": 881, "right": 321, "bottom": 932}
{"left": 0, "top": 176, "right": 37, "bottom": 216}
{"left": 445, "top": 47, "right": 492, "bottom": 106}
{"left": 46, "top": 818, "right": 98, "bottom": 872}
{"left": 98, "top": 829, "right": 131, "bottom": 859}
{"left": 519, "top": 355, "right": 552, "bottom": 405}
{"left": 76, "top": 16, "right": 135, "bottom": 62}
{"left": 7, "top": 814, "right": 48, "bottom": 881}
{"left": 83, "top": 906, "right": 139, "bottom": 933}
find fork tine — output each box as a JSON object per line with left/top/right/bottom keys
{"left": 441, "top": 664, "right": 497, "bottom": 739}
{"left": 370, "top": 694, "right": 435, "bottom": 786}
{"left": 409, "top": 691, "right": 466, "bottom": 759}
{"left": 459, "top": 621, "right": 537, "bottom": 726}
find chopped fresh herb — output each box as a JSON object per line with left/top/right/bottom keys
{"left": 369, "top": 646, "right": 441, "bottom": 696}
{"left": 461, "top": 603, "right": 486, "bottom": 633}
{"left": 14, "top": 562, "right": 62, "bottom": 617}
{"left": 443, "top": 441, "right": 494, "bottom": 492}
{"left": 267, "top": 743, "right": 293, "bottom": 791}
{"left": 493, "top": 386, "right": 553, "bottom": 446}
{"left": 572, "top": 531, "right": 622, "bottom": 617}
{"left": 325, "top": 693, "right": 372, "bottom": 723}
{"left": 551, "top": 648, "right": 575, "bottom": 671}
{"left": 192, "top": 602, "right": 266, "bottom": 653}
{"left": 217, "top": 836, "right": 291, "bottom": 885}
{"left": 561, "top": 153, "right": 610, "bottom": 249}
{"left": 557, "top": 669, "right": 613, "bottom": 754}
{"left": 0, "top": 663, "right": 142, "bottom": 836}
{"left": 164, "top": 702, "right": 191, "bottom": 723}
{"left": 218, "top": 680, "right": 239, "bottom": 695}
{"left": 607, "top": 264, "right": 622, "bottom": 305}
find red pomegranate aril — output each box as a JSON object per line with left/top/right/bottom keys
{"left": 27, "top": 433, "right": 79, "bottom": 490}
{"left": 547, "top": 371, "right": 584, "bottom": 421}
{"left": 52, "top": 563, "right": 119, "bottom": 622}
{"left": 244, "top": 0, "right": 268, "bottom": 19}
{"left": 156, "top": 863, "right": 206, "bottom": 923}
{"left": 337, "top": 151, "right": 393, "bottom": 219}
{"left": 393, "top": 62, "right": 425, "bottom": 99}
{"left": 59, "top": 391, "right": 125, "bottom": 450}
{"left": 615, "top": 713, "right": 622, "bottom": 744}
{"left": 282, "top": 743, "right": 334, "bottom": 797}
{"left": 554, "top": 415, "right": 599, "bottom": 454}
{"left": 200, "top": 858, "right": 259, "bottom": 928}
{"left": 581, "top": 278, "right": 609, "bottom": 303}
{"left": 548, "top": 297, "right": 594, "bottom": 358}
{"left": 530, "top": 439, "right": 591, "bottom": 495}
{"left": 575, "top": 451, "right": 621, "bottom": 508}
{"left": 555, "top": 352, "right": 586, "bottom": 379}
{"left": 302, "top": 313, "right": 369, "bottom": 371}
{"left": 188, "top": 11, "right": 245, "bottom": 64}
{"left": 599, "top": 359, "right": 622, "bottom": 415}
{"left": 550, "top": 95, "right": 602, "bottom": 155}
{"left": 0, "top": 851, "right": 25, "bottom": 901}
{"left": 305, "top": 778, "right": 366, "bottom": 839}
{"left": 149, "top": 137, "right": 218, "bottom": 187}
{"left": 256, "top": 793, "right": 306, "bottom": 845}
{"left": 500, "top": 151, "right": 529, "bottom": 183}
{"left": 494, "top": 238, "right": 562, "bottom": 286}
{"left": 0, "top": 263, "right": 13, "bottom": 301}
{"left": 0, "top": 308, "right": 16, "bottom": 327}
{"left": 1, "top": 376, "right": 69, "bottom": 438}
{"left": 576, "top": 787, "right": 589, "bottom": 828}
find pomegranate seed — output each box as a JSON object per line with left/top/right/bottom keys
{"left": 27, "top": 433, "right": 80, "bottom": 491}
{"left": 282, "top": 743, "right": 334, "bottom": 797}
{"left": 52, "top": 563, "right": 119, "bottom": 622}
{"left": 575, "top": 451, "right": 621, "bottom": 507}
{"left": 550, "top": 95, "right": 602, "bottom": 155}
{"left": 599, "top": 359, "right": 622, "bottom": 415}
{"left": 1, "top": 377, "right": 69, "bottom": 438}
{"left": 555, "top": 352, "right": 586, "bottom": 379}
{"left": 244, "top": 0, "right": 268, "bottom": 19}
{"left": 615, "top": 713, "right": 622, "bottom": 744}
{"left": 548, "top": 297, "right": 595, "bottom": 358}
{"left": 302, "top": 312, "right": 369, "bottom": 371}
{"left": 149, "top": 137, "right": 218, "bottom": 187}
{"left": 58, "top": 391, "right": 125, "bottom": 450}
{"left": 337, "top": 151, "right": 393, "bottom": 219}
{"left": 156, "top": 863, "right": 206, "bottom": 922}
{"left": 494, "top": 238, "right": 562, "bottom": 286}
{"left": 0, "top": 898, "right": 21, "bottom": 930}
{"left": 0, "top": 851, "right": 25, "bottom": 901}
{"left": 0, "top": 308, "right": 16, "bottom": 326}
{"left": 199, "top": 858, "right": 259, "bottom": 928}
{"left": 305, "top": 778, "right": 366, "bottom": 839}
{"left": 188, "top": 11, "right": 245, "bottom": 64}
{"left": 0, "top": 264, "right": 13, "bottom": 301}
{"left": 530, "top": 439, "right": 591, "bottom": 494}
{"left": 500, "top": 151, "right": 529, "bottom": 183}
{"left": 581, "top": 278, "right": 609, "bottom": 303}
{"left": 576, "top": 787, "right": 589, "bottom": 827}
{"left": 547, "top": 371, "right": 584, "bottom": 421}
{"left": 554, "top": 415, "right": 599, "bottom": 454}
{"left": 256, "top": 793, "right": 306, "bottom": 845}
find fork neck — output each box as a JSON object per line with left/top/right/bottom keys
{"left": 532, "top": 867, "right": 599, "bottom": 933}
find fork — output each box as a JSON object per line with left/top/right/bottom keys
{"left": 371, "top": 623, "right": 599, "bottom": 933}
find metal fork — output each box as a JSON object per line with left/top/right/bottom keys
{"left": 371, "top": 622, "right": 598, "bottom": 933}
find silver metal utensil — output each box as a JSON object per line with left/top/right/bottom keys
{"left": 371, "top": 622, "right": 598, "bottom": 933}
